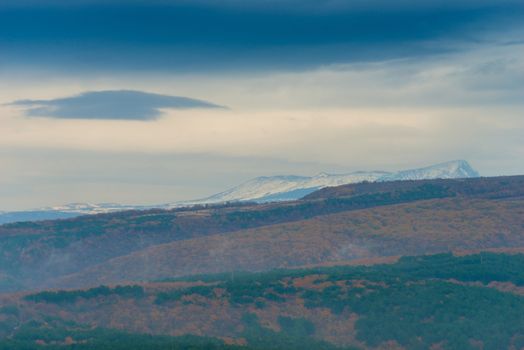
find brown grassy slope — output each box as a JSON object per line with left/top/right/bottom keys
{"left": 54, "top": 197, "right": 524, "bottom": 288}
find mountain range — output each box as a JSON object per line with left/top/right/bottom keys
{"left": 0, "top": 160, "right": 479, "bottom": 225}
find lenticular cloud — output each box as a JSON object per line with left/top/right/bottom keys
{"left": 10, "top": 90, "right": 225, "bottom": 121}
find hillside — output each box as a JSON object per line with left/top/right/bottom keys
{"left": 52, "top": 197, "right": 524, "bottom": 288}
{"left": 3, "top": 252, "right": 524, "bottom": 350}
{"left": 1, "top": 175, "right": 523, "bottom": 292}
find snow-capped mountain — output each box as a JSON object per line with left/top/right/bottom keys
{"left": 0, "top": 160, "right": 479, "bottom": 225}
{"left": 184, "top": 160, "right": 479, "bottom": 204}
{"left": 189, "top": 171, "right": 390, "bottom": 204}
{"left": 379, "top": 160, "right": 479, "bottom": 182}
{"left": 42, "top": 203, "right": 154, "bottom": 215}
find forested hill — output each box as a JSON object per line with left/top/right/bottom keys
{"left": 3, "top": 252, "right": 524, "bottom": 350}
{"left": 0, "top": 175, "right": 523, "bottom": 292}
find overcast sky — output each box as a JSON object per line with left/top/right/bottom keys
{"left": 1, "top": 0, "right": 523, "bottom": 210}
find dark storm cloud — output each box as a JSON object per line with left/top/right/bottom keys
{"left": 10, "top": 90, "right": 224, "bottom": 120}
{"left": 0, "top": 0, "right": 522, "bottom": 72}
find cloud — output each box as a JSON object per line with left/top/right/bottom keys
{"left": 2, "top": 0, "right": 523, "bottom": 11}
{"left": 1, "top": 0, "right": 522, "bottom": 72}
{"left": 9, "top": 90, "right": 224, "bottom": 120}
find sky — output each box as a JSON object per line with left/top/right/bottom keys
{"left": 0, "top": 0, "right": 523, "bottom": 210}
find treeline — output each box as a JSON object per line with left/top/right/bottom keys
{"left": 305, "top": 174, "right": 524, "bottom": 200}
{"left": 221, "top": 183, "right": 453, "bottom": 227}
{"left": 0, "top": 320, "right": 246, "bottom": 350}
{"left": 240, "top": 313, "right": 356, "bottom": 350}
{"left": 24, "top": 285, "right": 145, "bottom": 304}
{"left": 31, "top": 252, "right": 524, "bottom": 308}
{"left": 0, "top": 317, "right": 355, "bottom": 350}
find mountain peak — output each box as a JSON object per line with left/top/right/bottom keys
{"left": 315, "top": 172, "right": 331, "bottom": 178}
{"left": 446, "top": 160, "right": 480, "bottom": 177}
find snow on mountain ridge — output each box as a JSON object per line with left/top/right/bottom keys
{"left": 194, "top": 160, "right": 479, "bottom": 204}
{"left": 202, "top": 171, "right": 389, "bottom": 203}
{"left": 42, "top": 202, "right": 156, "bottom": 215}
{"left": 380, "top": 160, "right": 479, "bottom": 181}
